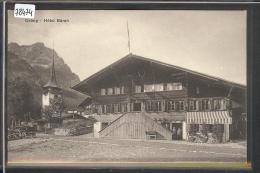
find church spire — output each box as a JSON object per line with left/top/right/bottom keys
{"left": 44, "top": 43, "right": 59, "bottom": 89}
{"left": 50, "top": 44, "right": 57, "bottom": 84}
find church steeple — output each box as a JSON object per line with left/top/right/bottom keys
{"left": 43, "top": 46, "right": 59, "bottom": 89}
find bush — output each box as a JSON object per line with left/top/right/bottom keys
{"left": 212, "top": 124, "right": 224, "bottom": 143}
{"left": 199, "top": 124, "right": 209, "bottom": 137}
{"left": 187, "top": 135, "right": 196, "bottom": 142}
{"left": 207, "top": 133, "right": 219, "bottom": 144}
{"left": 188, "top": 133, "right": 208, "bottom": 143}
{"left": 187, "top": 124, "right": 198, "bottom": 135}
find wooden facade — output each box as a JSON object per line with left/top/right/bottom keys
{"left": 99, "top": 113, "right": 172, "bottom": 140}
{"left": 73, "top": 54, "right": 246, "bottom": 142}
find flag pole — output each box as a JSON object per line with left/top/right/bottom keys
{"left": 127, "top": 21, "right": 131, "bottom": 53}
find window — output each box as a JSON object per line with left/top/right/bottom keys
{"left": 189, "top": 100, "right": 198, "bottom": 111}
{"left": 189, "top": 100, "right": 194, "bottom": 111}
{"left": 213, "top": 99, "right": 226, "bottom": 110}
{"left": 213, "top": 99, "right": 221, "bottom": 110}
{"left": 107, "top": 88, "right": 113, "bottom": 95}
{"left": 114, "top": 87, "right": 121, "bottom": 95}
{"left": 145, "top": 102, "right": 151, "bottom": 111}
{"left": 135, "top": 85, "right": 142, "bottom": 93}
{"left": 121, "top": 103, "right": 128, "bottom": 112}
{"left": 154, "top": 101, "right": 162, "bottom": 111}
{"left": 144, "top": 83, "right": 164, "bottom": 92}
{"left": 145, "top": 101, "right": 162, "bottom": 112}
{"left": 121, "top": 86, "right": 125, "bottom": 94}
{"left": 166, "top": 83, "right": 173, "bottom": 90}
{"left": 157, "top": 102, "right": 161, "bottom": 111}
{"left": 202, "top": 99, "right": 211, "bottom": 110}
{"left": 167, "top": 101, "right": 175, "bottom": 111}
{"left": 180, "top": 101, "right": 184, "bottom": 111}
{"left": 176, "top": 83, "right": 183, "bottom": 90}
{"left": 175, "top": 101, "right": 180, "bottom": 111}
{"left": 154, "top": 83, "right": 164, "bottom": 91}
{"left": 220, "top": 99, "right": 227, "bottom": 110}
{"left": 101, "top": 105, "right": 106, "bottom": 114}
{"left": 174, "top": 101, "right": 184, "bottom": 111}
{"left": 106, "top": 104, "right": 112, "bottom": 113}
{"left": 166, "top": 83, "right": 183, "bottom": 91}
{"left": 101, "top": 88, "right": 106, "bottom": 95}
{"left": 97, "top": 105, "right": 102, "bottom": 114}
{"left": 114, "top": 104, "right": 119, "bottom": 113}
{"left": 144, "top": 84, "right": 154, "bottom": 92}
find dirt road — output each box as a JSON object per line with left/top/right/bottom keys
{"left": 8, "top": 134, "right": 247, "bottom": 167}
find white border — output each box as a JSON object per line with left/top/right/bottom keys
{"left": 2, "top": 1, "right": 252, "bottom": 171}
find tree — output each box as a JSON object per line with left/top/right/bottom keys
{"left": 42, "top": 94, "right": 63, "bottom": 127}
{"left": 7, "top": 77, "right": 41, "bottom": 128}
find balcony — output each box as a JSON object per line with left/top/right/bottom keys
{"left": 187, "top": 97, "right": 231, "bottom": 112}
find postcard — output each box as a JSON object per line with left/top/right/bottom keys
{"left": 6, "top": 9, "right": 248, "bottom": 168}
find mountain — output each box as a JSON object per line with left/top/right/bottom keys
{"left": 7, "top": 51, "right": 43, "bottom": 104}
{"left": 7, "top": 43, "right": 87, "bottom": 125}
{"left": 8, "top": 42, "right": 80, "bottom": 88}
{"left": 7, "top": 52, "right": 43, "bottom": 123}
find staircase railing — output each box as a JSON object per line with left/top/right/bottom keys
{"left": 142, "top": 113, "right": 172, "bottom": 140}
{"left": 99, "top": 112, "right": 173, "bottom": 140}
{"left": 99, "top": 113, "right": 128, "bottom": 136}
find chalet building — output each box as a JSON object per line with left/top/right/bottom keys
{"left": 73, "top": 54, "right": 246, "bottom": 142}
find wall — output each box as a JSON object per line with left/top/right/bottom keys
{"left": 94, "top": 122, "right": 101, "bottom": 138}
{"left": 42, "top": 93, "right": 50, "bottom": 107}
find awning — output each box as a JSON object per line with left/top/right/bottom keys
{"left": 186, "top": 111, "right": 232, "bottom": 124}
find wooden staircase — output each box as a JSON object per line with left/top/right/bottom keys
{"left": 99, "top": 112, "right": 172, "bottom": 140}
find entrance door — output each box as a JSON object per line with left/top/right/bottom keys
{"left": 133, "top": 103, "right": 141, "bottom": 111}
{"left": 171, "top": 123, "right": 183, "bottom": 140}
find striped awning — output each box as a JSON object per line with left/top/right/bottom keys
{"left": 186, "top": 111, "right": 232, "bottom": 124}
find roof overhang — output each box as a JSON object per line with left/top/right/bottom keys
{"left": 72, "top": 53, "right": 246, "bottom": 94}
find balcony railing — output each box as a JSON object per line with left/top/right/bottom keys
{"left": 187, "top": 97, "right": 231, "bottom": 112}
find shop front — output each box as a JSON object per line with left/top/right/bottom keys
{"left": 186, "top": 111, "right": 232, "bottom": 143}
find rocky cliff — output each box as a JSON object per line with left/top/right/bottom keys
{"left": 8, "top": 42, "right": 80, "bottom": 88}
{"left": 7, "top": 42, "right": 86, "bottom": 123}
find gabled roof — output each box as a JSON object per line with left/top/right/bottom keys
{"left": 72, "top": 53, "right": 246, "bottom": 93}
{"left": 78, "top": 97, "right": 92, "bottom": 108}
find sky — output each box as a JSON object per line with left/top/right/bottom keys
{"left": 8, "top": 10, "right": 247, "bottom": 85}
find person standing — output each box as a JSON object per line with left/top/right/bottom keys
{"left": 177, "top": 127, "right": 182, "bottom": 140}
{"left": 172, "top": 126, "right": 176, "bottom": 140}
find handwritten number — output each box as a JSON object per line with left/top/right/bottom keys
{"left": 15, "top": 8, "right": 33, "bottom": 17}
